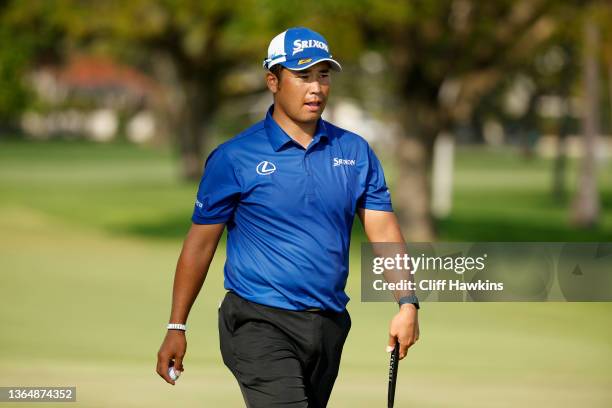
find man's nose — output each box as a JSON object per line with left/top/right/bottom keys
{"left": 309, "top": 79, "right": 322, "bottom": 93}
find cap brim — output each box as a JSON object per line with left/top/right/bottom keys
{"left": 281, "top": 57, "right": 342, "bottom": 72}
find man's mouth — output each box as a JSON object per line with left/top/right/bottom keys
{"left": 304, "top": 101, "right": 322, "bottom": 110}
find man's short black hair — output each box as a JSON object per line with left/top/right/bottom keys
{"left": 269, "top": 64, "right": 284, "bottom": 80}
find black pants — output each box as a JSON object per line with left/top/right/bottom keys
{"left": 218, "top": 291, "right": 351, "bottom": 408}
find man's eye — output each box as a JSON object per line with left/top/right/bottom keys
{"left": 299, "top": 75, "right": 309, "bottom": 79}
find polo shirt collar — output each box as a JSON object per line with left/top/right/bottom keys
{"left": 264, "top": 105, "right": 328, "bottom": 151}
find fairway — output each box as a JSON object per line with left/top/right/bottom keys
{"left": 0, "top": 140, "right": 611, "bottom": 407}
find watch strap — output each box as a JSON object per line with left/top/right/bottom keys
{"left": 167, "top": 323, "right": 187, "bottom": 331}
{"left": 398, "top": 295, "right": 420, "bottom": 310}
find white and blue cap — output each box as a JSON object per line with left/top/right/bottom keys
{"left": 263, "top": 27, "right": 342, "bottom": 72}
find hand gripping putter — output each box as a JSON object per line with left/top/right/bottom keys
{"left": 387, "top": 343, "right": 400, "bottom": 407}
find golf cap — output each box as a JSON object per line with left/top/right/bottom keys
{"left": 263, "top": 27, "right": 342, "bottom": 72}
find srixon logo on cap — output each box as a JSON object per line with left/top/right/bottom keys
{"left": 292, "top": 39, "right": 329, "bottom": 55}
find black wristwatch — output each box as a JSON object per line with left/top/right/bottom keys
{"left": 398, "top": 295, "right": 420, "bottom": 310}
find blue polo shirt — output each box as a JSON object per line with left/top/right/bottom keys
{"left": 192, "top": 105, "right": 393, "bottom": 312}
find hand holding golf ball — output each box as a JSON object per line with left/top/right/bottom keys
{"left": 168, "top": 366, "right": 181, "bottom": 381}
{"left": 156, "top": 326, "right": 186, "bottom": 384}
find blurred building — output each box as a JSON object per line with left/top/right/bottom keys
{"left": 22, "top": 55, "right": 161, "bottom": 143}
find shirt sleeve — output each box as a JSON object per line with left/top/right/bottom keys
{"left": 191, "top": 147, "right": 242, "bottom": 224}
{"left": 357, "top": 145, "right": 393, "bottom": 211}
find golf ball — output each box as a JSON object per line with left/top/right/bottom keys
{"left": 168, "top": 366, "right": 181, "bottom": 381}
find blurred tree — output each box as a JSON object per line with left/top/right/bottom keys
{"left": 0, "top": 1, "right": 61, "bottom": 130}
{"left": 570, "top": 1, "right": 612, "bottom": 228}
{"left": 0, "top": 23, "right": 31, "bottom": 127}
{"left": 479, "top": 13, "right": 581, "bottom": 201}
{"left": 595, "top": 4, "right": 612, "bottom": 135}
{"left": 572, "top": 9, "right": 602, "bottom": 228}
{"left": 317, "top": 0, "right": 589, "bottom": 240}
{"left": 30, "top": 0, "right": 278, "bottom": 179}
{"left": 5, "top": 0, "right": 605, "bottom": 237}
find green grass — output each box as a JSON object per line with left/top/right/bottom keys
{"left": 437, "top": 147, "right": 612, "bottom": 241}
{"left": 0, "top": 139, "right": 611, "bottom": 407}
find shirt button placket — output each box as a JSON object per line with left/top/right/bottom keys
{"left": 304, "top": 150, "right": 314, "bottom": 202}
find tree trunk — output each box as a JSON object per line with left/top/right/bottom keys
{"left": 431, "top": 132, "right": 455, "bottom": 218}
{"left": 177, "top": 90, "right": 206, "bottom": 180}
{"left": 609, "top": 63, "right": 612, "bottom": 135}
{"left": 519, "top": 92, "right": 540, "bottom": 160}
{"left": 175, "top": 78, "right": 219, "bottom": 181}
{"left": 393, "top": 103, "right": 438, "bottom": 242}
{"left": 552, "top": 47, "right": 575, "bottom": 203}
{"left": 150, "top": 53, "right": 212, "bottom": 180}
{"left": 552, "top": 123, "right": 568, "bottom": 202}
{"left": 571, "top": 19, "right": 601, "bottom": 227}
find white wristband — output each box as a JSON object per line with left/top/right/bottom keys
{"left": 167, "top": 323, "right": 187, "bottom": 331}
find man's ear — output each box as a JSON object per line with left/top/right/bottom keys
{"left": 266, "top": 72, "right": 279, "bottom": 93}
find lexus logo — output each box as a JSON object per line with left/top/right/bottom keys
{"left": 256, "top": 161, "right": 276, "bottom": 175}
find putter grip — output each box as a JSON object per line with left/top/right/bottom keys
{"left": 387, "top": 343, "right": 400, "bottom": 408}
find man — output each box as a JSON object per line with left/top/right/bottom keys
{"left": 156, "top": 27, "right": 420, "bottom": 407}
